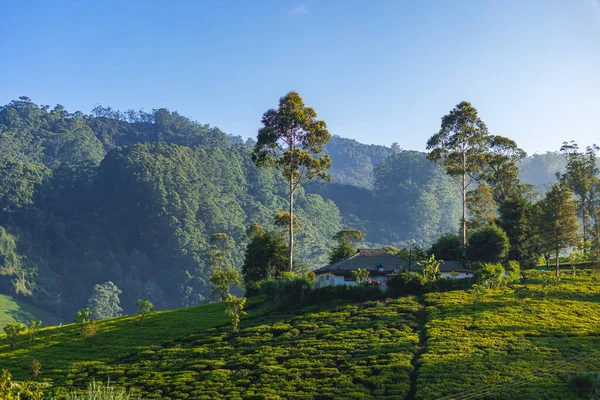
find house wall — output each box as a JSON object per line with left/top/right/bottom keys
{"left": 440, "top": 272, "right": 472, "bottom": 279}
{"left": 315, "top": 273, "right": 388, "bottom": 290}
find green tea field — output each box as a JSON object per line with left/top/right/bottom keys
{"left": 1, "top": 271, "right": 599, "bottom": 399}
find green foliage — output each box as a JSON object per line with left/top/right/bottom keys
{"left": 81, "top": 320, "right": 99, "bottom": 344}
{"left": 136, "top": 299, "right": 153, "bottom": 327}
{"left": 474, "top": 263, "right": 505, "bottom": 288}
{"left": 467, "top": 183, "right": 497, "bottom": 230}
{"left": 209, "top": 267, "right": 241, "bottom": 301}
{"left": 537, "top": 182, "right": 580, "bottom": 276}
{"left": 30, "top": 359, "right": 41, "bottom": 378}
{"left": 88, "top": 282, "right": 123, "bottom": 320}
{"left": 323, "top": 135, "right": 394, "bottom": 189}
{"left": 253, "top": 91, "right": 332, "bottom": 272}
{"left": 429, "top": 233, "right": 462, "bottom": 260}
{"left": 466, "top": 225, "right": 510, "bottom": 263}
{"left": 74, "top": 308, "right": 92, "bottom": 325}
{"left": 27, "top": 320, "right": 41, "bottom": 342}
{"left": 3, "top": 321, "right": 26, "bottom": 349}
{"left": 418, "top": 254, "right": 442, "bottom": 283}
{"left": 373, "top": 150, "right": 461, "bottom": 245}
{"left": 242, "top": 223, "right": 289, "bottom": 286}
{"left": 477, "top": 135, "right": 528, "bottom": 202}
{"left": 498, "top": 194, "right": 541, "bottom": 265}
{"left": 427, "top": 101, "right": 490, "bottom": 245}
{"left": 328, "top": 237, "right": 356, "bottom": 264}
{"left": 328, "top": 229, "right": 363, "bottom": 264}
{"left": 559, "top": 141, "right": 599, "bottom": 248}
{"left": 351, "top": 268, "right": 370, "bottom": 285}
{"left": 0, "top": 369, "right": 45, "bottom": 400}
{"left": 386, "top": 272, "right": 426, "bottom": 297}
{"left": 253, "top": 274, "right": 314, "bottom": 306}
{"left": 224, "top": 295, "right": 247, "bottom": 332}
{"left": 0, "top": 157, "right": 50, "bottom": 213}
{"left": 505, "top": 260, "right": 522, "bottom": 284}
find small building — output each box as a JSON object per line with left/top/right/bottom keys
{"left": 314, "top": 249, "right": 470, "bottom": 290}
{"left": 437, "top": 260, "right": 472, "bottom": 279}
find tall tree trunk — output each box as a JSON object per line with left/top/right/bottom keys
{"left": 555, "top": 250, "right": 560, "bottom": 278}
{"left": 289, "top": 178, "right": 294, "bottom": 272}
{"left": 582, "top": 197, "right": 588, "bottom": 253}
{"left": 461, "top": 152, "right": 467, "bottom": 247}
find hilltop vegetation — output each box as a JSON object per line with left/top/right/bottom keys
{"left": 0, "top": 96, "right": 571, "bottom": 321}
{"left": 0, "top": 294, "right": 58, "bottom": 331}
{"left": 1, "top": 270, "right": 598, "bottom": 399}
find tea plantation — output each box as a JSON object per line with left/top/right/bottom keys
{"left": 417, "top": 270, "right": 600, "bottom": 400}
{"left": 1, "top": 271, "right": 599, "bottom": 399}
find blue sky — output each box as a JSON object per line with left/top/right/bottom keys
{"left": 1, "top": 0, "right": 599, "bottom": 154}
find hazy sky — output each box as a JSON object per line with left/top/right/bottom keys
{"left": 2, "top": 0, "right": 599, "bottom": 154}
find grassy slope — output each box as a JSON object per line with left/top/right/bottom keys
{"left": 418, "top": 270, "right": 600, "bottom": 400}
{"left": 1, "top": 272, "right": 599, "bottom": 399}
{"left": 0, "top": 294, "right": 59, "bottom": 330}
{"left": 0, "top": 297, "right": 419, "bottom": 399}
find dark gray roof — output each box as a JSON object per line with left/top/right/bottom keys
{"left": 314, "top": 249, "right": 409, "bottom": 276}
{"left": 314, "top": 249, "right": 467, "bottom": 275}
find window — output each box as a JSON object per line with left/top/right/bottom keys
{"left": 344, "top": 275, "right": 354, "bottom": 281}
{"left": 325, "top": 274, "right": 329, "bottom": 280}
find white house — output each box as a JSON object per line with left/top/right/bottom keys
{"left": 314, "top": 249, "right": 471, "bottom": 290}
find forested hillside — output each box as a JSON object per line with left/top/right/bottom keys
{"left": 0, "top": 98, "right": 565, "bottom": 320}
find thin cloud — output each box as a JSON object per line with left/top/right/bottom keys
{"left": 290, "top": 4, "right": 308, "bottom": 15}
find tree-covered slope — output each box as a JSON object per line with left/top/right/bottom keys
{"left": 0, "top": 294, "right": 58, "bottom": 331}
{"left": 0, "top": 98, "right": 342, "bottom": 317}
{"left": 0, "top": 97, "right": 569, "bottom": 320}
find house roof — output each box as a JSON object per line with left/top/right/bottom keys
{"left": 314, "top": 249, "right": 468, "bottom": 276}
{"left": 314, "top": 249, "right": 409, "bottom": 276}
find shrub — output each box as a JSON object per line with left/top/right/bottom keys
{"left": 418, "top": 255, "right": 442, "bottom": 283}
{"left": 136, "top": 298, "right": 154, "bottom": 327}
{"left": 466, "top": 225, "right": 509, "bottom": 263}
{"left": 504, "top": 260, "right": 521, "bottom": 284}
{"left": 0, "top": 369, "right": 45, "bottom": 400}
{"left": 3, "top": 322, "right": 26, "bottom": 350}
{"left": 430, "top": 233, "right": 462, "bottom": 260}
{"left": 30, "top": 360, "right": 42, "bottom": 378}
{"left": 81, "top": 320, "right": 99, "bottom": 344}
{"left": 386, "top": 272, "right": 425, "bottom": 297}
{"left": 429, "top": 277, "right": 473, "bottom": 292}
{"left": 474, "top": 263, "right": 505, "bottom": 288}
{"left": 255, "top": 274, "right": 313, "bottom": 306}
{"left": 224, "top": 295, "right": 247, "bottom": 332}
{"left": 27, "top": 320, "right": 41, "bottom": 342}
{"left": 74, "top": 308, "right": 92, "bottom": 327}
{"left": 352, "top": 268, "right": 370, "bottom": 285}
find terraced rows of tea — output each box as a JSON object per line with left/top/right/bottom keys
{"left": 1, "top": 271, "right": 599, "bottom": 399}
{"left": 417, "top": 271, "right": 600, "bottom": 400}
{"left": 0, "top": 298, "right": 419, "bottom": 399}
